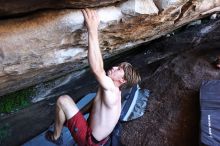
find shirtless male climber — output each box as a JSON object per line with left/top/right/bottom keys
{"left": 45, "top": 8, "right": 141, "bottom": 146}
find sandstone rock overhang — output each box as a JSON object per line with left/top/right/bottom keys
{"left": 0, "top": 0, "right": 220, "bottom": 96}
{"left": 0, "top": 0, "right": 124, "bottom": 18}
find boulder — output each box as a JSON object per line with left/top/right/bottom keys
{"left": 1, "top": 0, "right": 220, "bottom": 96}
{"left": 0, "top": 0, "right": 123, "bottom": 17}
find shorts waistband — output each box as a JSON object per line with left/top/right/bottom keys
{"left": 91, "top": 134, "right": 109, "bottom": 145}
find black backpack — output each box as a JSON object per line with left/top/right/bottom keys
{"left": 104, "top": 84, "right": 149, "bottom": 146}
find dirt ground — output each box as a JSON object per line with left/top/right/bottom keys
{"left": 1, "top": 18, "right": 220, "bottom": 146}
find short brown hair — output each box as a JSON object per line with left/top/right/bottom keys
{"left": 119, "top": 62, "right": 141, "bottom": 89}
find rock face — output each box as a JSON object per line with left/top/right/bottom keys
{"left": 0, "top": 0, "right": 124, "bottom": 17}
{"left": 1, "top": 0, "right": 220, "bottom": 96}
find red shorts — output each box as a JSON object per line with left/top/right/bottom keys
{"left": 66, "top": 111, "right": 108, "bottom": 146}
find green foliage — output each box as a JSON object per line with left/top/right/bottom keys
{"left": 0, "top": 88, "right": 34, "bottom": 113}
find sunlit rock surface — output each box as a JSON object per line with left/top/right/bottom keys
{"left": 1, "top": 0, "right": 220, "bottom": 96}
